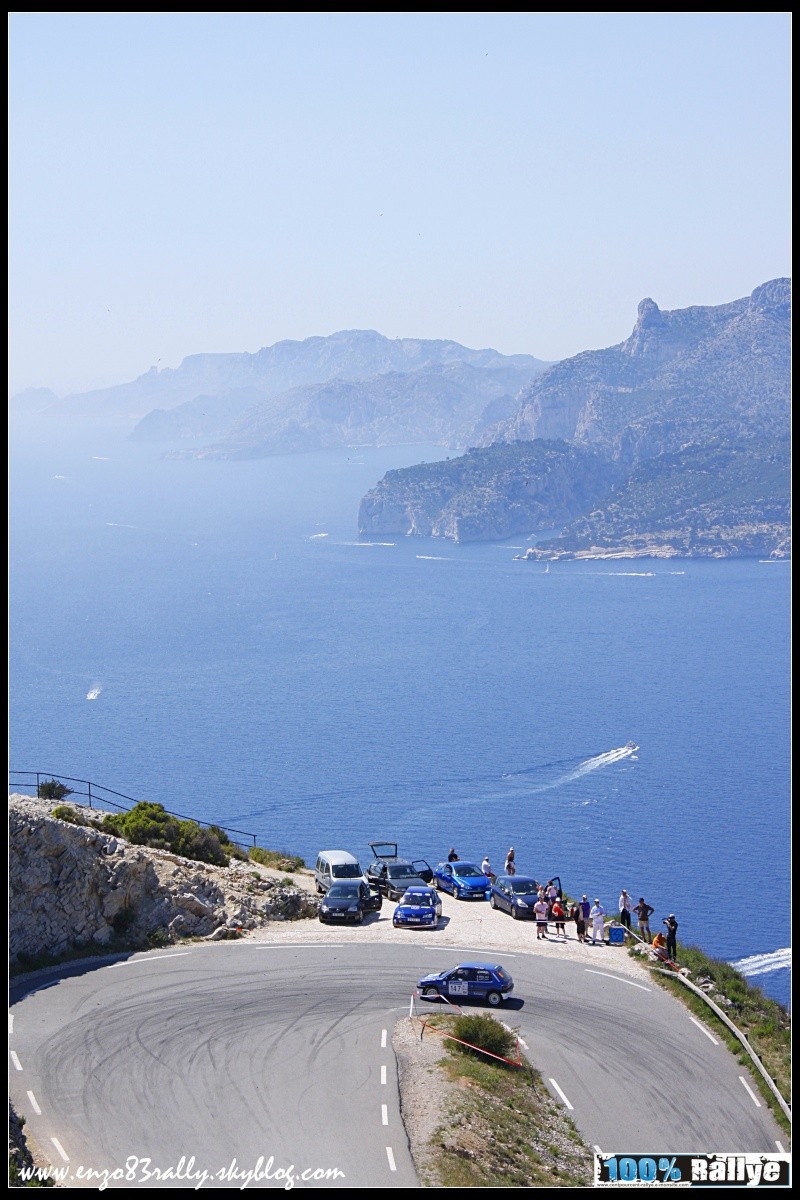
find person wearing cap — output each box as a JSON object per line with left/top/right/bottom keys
{"left": 504, "top": 847, "right": 516, "bottom": 876}
{"left": 634, "top": 896, "right": 654, "bottom": 942}
{"left": 579, "top": 894, "right": 591, "bottom": 925}
{"left": 618, "top": 888, "right": 632, "bottom": 930}
{"left": 533, "top": 894, "right": 549, "bottom": 939}
{"left": 663, "top": 913, "right": 678, "bottom": 961}
{"left": 589, "top": 898, "right": 606, "bottom": 944}
{"left": 481, "top": 855, "right": 495, "bottom": 884}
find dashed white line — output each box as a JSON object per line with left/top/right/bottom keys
{"left": 594, "top": 1145, "right": 603, "bottom": 1155}
{"left": 380, "top": 1065, "right": 387, "bottom": 1085}
{"left": 689, "top": 1015, "right": 719, "bottom": 1044}
{"left": 26, "top": 1090, "right": 41, "bottom": 1115}
{"left": 9, "top": 1015, "right": 14, "bottom": 1035}
{"left": 247, "top": 943, "right": 345, "bottom": 949}
{"left": 381, "top": 1028, "right": 387, "bottom": 1049}
{"left": 776, "top": 1141, "right": 786, "bottom": 1153}
{"left": 584, "top": 969, "right": 651, "bottom": 991}
{"left": 107, "top": 952, "right": 191, "bottom": 968}
{"left": 381, "top": 1104, "right": 389, "bottom": 1126}
{"left": 549, "top": 1078, "right": 574, "bottom": 1110}
{"left": 385, "top": 1146, "right": 397, "bottom": 1172}
{"left": 10, "top": 1051, "right": 23, "bottom": 1071}
{"left": 51, "top": 1138, "right": 69, "bottom": 1162}
{"left": 739, "top": 1076, "right": 762, "bottom": 1107}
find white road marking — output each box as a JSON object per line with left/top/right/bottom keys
{"left": 246, "top": 943, "right": 345, "bottom": 949}
{"left": 9, "top": 1015, "right": 13, "bottom": 1035}
{"left": 381, "top": 1028, "right": 387, "bottom": 1048}
{"left": 380, "top": 1065, "right": 387, "bottom": 1085}
{"left": 549, "top": 1078, "right": 574, "bottom": 1110}
{"left": 776, "top": 1141, "right": 786, "bottom": 1153}
{"left": 584, "top": 969, "right": 651, "bottom": 991}
{"left": 423, "top": 944, "right": 471, "bottom": 951}
{"left": 385, "top": 1146, "right": 397, "bottom": 1172}
{"left": 594, "top": 1145, "right": 603, "bottom": 1155}
{"left": 107, "top": 952, "right": 191, "bottom": 968}
{"left": 51, "top": 1138, "right": 70, "bottom": 1162}
{"left": 689, "top": 1015, "right": 719, "bottom": 1044}
{"left": 26, "top": 1090, "right": 41, "bottom": 1115}
{"left": 381, "top": 1104, "right": 389, "bottom": 1126}
{"left": 10, "top": 1051, "right": 23, "bottom": 1071}
{"left": 739, "top": 1076, "right": 762, "bottom": 1107}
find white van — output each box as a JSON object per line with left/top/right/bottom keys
{"left": 314, "top": 850, "right": 365, "bottom": 894}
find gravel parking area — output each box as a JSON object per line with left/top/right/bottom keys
{"left": 246, "top": 886, "right": 652, "bottom": 981}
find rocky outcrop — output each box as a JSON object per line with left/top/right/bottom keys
{"left": 8, "top": 795, "right": 318, "bottom": 966}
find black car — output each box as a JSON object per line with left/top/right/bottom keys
{"left": 318, "top": 881, "right": 383, "bottom": 924}
{"left": 366, "top": 841, "right": 433, "bottom": 901}
{"left": 489, "top": 875, "right": 541, "bottom": 919}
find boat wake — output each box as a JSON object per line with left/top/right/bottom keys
{"left": 730, "top": 948, "right": 791, "bottom": 977}
{"left": 86, "top": 684, "right": 103, "bottom": 700}
{"left": 502, "top": 743, "right": 638, "bottom": 795}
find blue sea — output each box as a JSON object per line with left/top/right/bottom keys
{"left": 8, "top": 417, "right": 791, "bottom": 1007}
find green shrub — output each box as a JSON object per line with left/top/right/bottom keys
{"left": 250, "top": 846, "right": 305, "bottom": 872}
{"left": 96, "top": 801, "right": 230, "bottom": 867}
{"left": 452, "top": 1014, "right": 517, "bottom": 1062}
{"left": 52, "top": 804, "right": 80, "bottom": 823}
{"left": 38, "top": 779, "right": 73, "bottom": 801}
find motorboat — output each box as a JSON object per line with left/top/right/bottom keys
{"left": 625, "top": 741, "right": 639, "bottom": 752}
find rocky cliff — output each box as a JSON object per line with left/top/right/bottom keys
{"left": 8, "top": 794, "right": 318, "bottom": 967}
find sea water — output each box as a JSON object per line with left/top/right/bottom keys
{"left": 8, "top": 417, "right": 791, "bottom": 1006}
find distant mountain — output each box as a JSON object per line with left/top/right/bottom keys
{"left": 360, "top": 281, "right": 791, "bottom": 557}
{"left": 487, "top": 278, "right": 790, "bottom": 463}
{"left": 358, "top": 441, "right": 621, "bottom": 542}
{"left": 37, "top": 329, "right": 548, "bottom": 427}
{"left": 152, "top": 361, "right": 544, "bottom": 457}
{"left": 9, "top": 387, "right": 60, "bottom": 415}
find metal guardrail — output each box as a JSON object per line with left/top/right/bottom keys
{"left": 8, "top": 770, "right": 258, "bottom": 852}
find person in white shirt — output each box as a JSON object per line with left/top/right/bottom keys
{"left": 481, "top": 856, "right": 494, "bottom": 882}
{"left": 590, "top": 899, "right": 606, "bottom": 944}
{"left": 533, "top": 897, "right": 549, "bottom": 939}
{"left": 618, "top": 889, "right": 632, "bottom": 930}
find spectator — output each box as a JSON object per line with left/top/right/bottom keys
{"left": 570, "top": 901, "right": 587, "bottom": 943}
{"left": 481, "top": 855, "right": 495, "bottom": 883}
{"left": 546, "top": 880, "right": 559, "bottom": 905}
{"left": 634, "top": 897, "right": 654, "bottom": 942}
{"left": 447, "top": 848, "right": 459, "bottom": 862}
{"left": 551, "top": 897, "right": 566, "bottom": 938}
{"left": 590, "top": 898, "right": 606, "bottom": 945}
{"left": 619, "top": 889, "right": 632, "bottom": 930}
{"left": 504, "top": 847, "right": 516, "bottom": 875}
{"left": 533, "top": 895, "right": 549, "bottom": 939}
{"left": 663, "top": 914, "right": 679, "bottom": 961}
{"left": 580, "top": 894, "right": 591, "bottom": 925}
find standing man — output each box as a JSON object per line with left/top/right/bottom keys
{"left": 663, "top": 914, "right": 679, "bottom": 961}
{"left": 634, "top": 897, "right": 654, "bottom": 942}
{"left": 618, "top": 889, "right": 632, "bottom": 930}
{"left": 533, "top": 894, "right": 549, "bottom": 939}
{"left": 447, "top": 848, "right": 459, "bottom": 862}
{"left": 590, "top": 898, "right": 606, "bottom": 944}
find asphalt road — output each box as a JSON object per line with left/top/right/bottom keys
{"left": 9, "top": 942, "right": 786, "bottom": 1189}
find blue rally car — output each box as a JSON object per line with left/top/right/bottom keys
{"left": 417, "top": 962, "right": 514, "bottom": 1007}
{"left": 432, "top": 861, "right": 491, "bottom": 900}
{"left": 393, "top": 886, "right": 442, "bottom": 929}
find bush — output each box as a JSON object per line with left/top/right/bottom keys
{"left": 52, "top": 804, "right": 80, "bottom": 824}
{"left": 452, "top": 1014, "right": 517, "bottom": 1062}
{"left": 97, "top": 801, "right": 230, "bottom": 867}
{"left": 250, "top": 846, "right": 305, "bottom": 872}
{"left": 38, "top": 779, "right": 73, "bottom": 801}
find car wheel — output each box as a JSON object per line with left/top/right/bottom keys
{"left": 435, "top": 879, "right": 443, "bottom": 891}
{"left": 489, "top": 894, "right": 497, "bottom": 908}
{"left": 422, "top": 987, "right": 439, "bottom": 1000}
{"left": 512, "top": 905, "right": 522, "bottom": 920}
{"left": 486, "top": 991, "right": 502, "bottom": 1007}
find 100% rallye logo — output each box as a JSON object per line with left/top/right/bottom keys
{"left": 596, "top": 1153, "right": 790, "bottom": 1187}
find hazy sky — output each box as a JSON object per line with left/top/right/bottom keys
{"left": 8, "top": 12, "right": 792, "bottom": 397}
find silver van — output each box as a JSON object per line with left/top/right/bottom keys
{"left": 314, "top": 849, "right": 365, "bottom": 894}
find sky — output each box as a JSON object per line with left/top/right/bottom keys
{"left": 8, "top": 12, "right": 792, "bottom": 398}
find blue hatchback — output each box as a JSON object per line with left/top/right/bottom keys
{"left": 432, "top": 861, "right": 491, "bottom": 900}
{"left": 393, "top": 886, "right": 442, "bottom": 928}
{"left": 417, "top": 962, "right": 514, "bottom": 1007}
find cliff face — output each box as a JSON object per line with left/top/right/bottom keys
{"left": 358, "top": 441, "right": 620, "bottom": 542}
{"left": 490, "top": 279, "right": 791, "bottom": 463}
{"left": 8, "top": 795, "right": 318, "bottom": 966}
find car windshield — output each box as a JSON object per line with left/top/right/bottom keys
{"left": 389, "top": 864, "right": 418, "bottom": 878}
{"left": 331, "top": 863, "right": 362, "bottom": 879}
{"left": 457, "top": 865, "right": 484, "bottom": 877}
{"left": 509, "top": 880, "right": 539, "bottom": 894}
{"left": 402, "top": 893, "right": 431, "bottom": 906}
{"left": 327, "top": 884, "right": 360, "bottom": 899}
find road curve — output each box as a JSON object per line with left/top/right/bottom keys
{"left": 9, "top": 942, "right": 785, "bottom": 1188}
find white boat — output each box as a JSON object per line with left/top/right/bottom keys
{"left": 625, "top": 741, "right": 638, "bottom": 752}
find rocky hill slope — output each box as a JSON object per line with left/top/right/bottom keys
{"left": 8, "top": 794, "right": 318, "bottom": 968}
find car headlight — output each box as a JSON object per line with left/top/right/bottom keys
{"left": 320, "top": 906, "right": 329, "bottom": 913}
{"left": 348, "top": 904, "right": 360, "bottom": 912}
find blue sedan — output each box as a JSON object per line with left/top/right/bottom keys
{"left": 432, "top": 861, "right": 491, "bottom": 900}
{"left": 417, "top": 962, "right": 514, "bottom": 1007}
{"left": 489, "top": 875, "right": 540, "bottom": 919}
{"left": 393, "top": 886, "right": 442, "bottom": 928}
